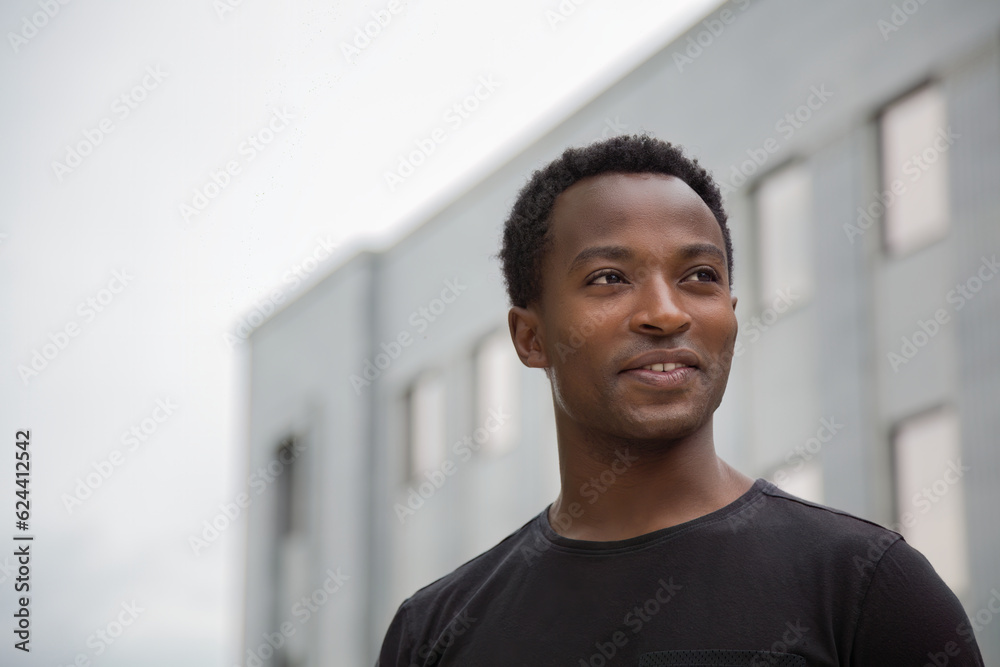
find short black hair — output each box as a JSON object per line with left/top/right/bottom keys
{"left": 499, "top": 134, "right": 733, "bottom": 309}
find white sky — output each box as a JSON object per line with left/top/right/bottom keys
{"left": 0, "top": 1, "right": 720, "bottom": 664}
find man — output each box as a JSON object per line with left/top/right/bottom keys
{"left": 377, "top": 135, "right": 984, "bottom": 666}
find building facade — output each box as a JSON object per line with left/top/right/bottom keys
{"left": 244, "top": 0, "right": 1000, "bottom": 664}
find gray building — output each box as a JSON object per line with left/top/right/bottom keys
{"left": 244, "top": 0, "right": 1000, "bottom": 664}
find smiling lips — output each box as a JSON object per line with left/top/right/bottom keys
{"left": 620, "top": 351, "right": 700, "bottom": 389}
{"left": 623, "top": 364, "right": 697, "bottom": 388}
{"left": 639, "top": 362, "right": 688, "bottom": 372}
{"left": 621, "top": 348, "right": 701, "bottom": 373}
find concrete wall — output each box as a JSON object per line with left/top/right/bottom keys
{"left": 246, "top": 253, "right": 376, "bottom": 667}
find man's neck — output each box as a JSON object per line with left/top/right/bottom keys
{"left": 547, "top": 419, "right": 755, "bottom": 541}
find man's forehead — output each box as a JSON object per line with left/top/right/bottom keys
{"left": 547, "top": 172, "right": 720, "bottom": 252}
{"left": 556, "top": 171, "right": 693, "bottom": 202}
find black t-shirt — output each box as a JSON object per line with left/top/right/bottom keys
{"left": 377, "top": 479, "right": 985, "bottom": 666}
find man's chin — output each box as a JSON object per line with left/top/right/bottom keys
{"left": 612, "top": 410, "right": 707, "bottom": 444}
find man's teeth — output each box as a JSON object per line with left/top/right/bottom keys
{"left": 640, "top": 363, "right": 686, "bottom": 372}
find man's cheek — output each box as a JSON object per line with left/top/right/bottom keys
{"left": 721, "top": 313, "right": 739, "bottom": 353}
{"left": 703, "top": 321, "right": 738, "bottom": 376}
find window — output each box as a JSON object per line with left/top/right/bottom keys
{"left": 406, "top": 371, "right": 447, "bottom": 479}
{"left": 892, "top": 406, "right": 969, "bottom": 595}
{"left": 879, "top": 84, "right": 950, "bottom": 255}
{"left": 474, "top": 329, "right": 519, "bottom": 456}
{"left": 755, "top": 161, "right": 814, "bottom": 306}
{"left": 273, "top": 434, "right": 307, "bottom": 667}
{"left": 274, "top": 436, "right": 302, "bottom": 537}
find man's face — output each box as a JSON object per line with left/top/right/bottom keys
{"left": 521, "top": 172, "right": 738, "bottom": 445}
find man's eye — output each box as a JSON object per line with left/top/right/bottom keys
{"left": 688, "top": 269, "right": 720, "bottom": 283}
{"left": 591, "top": 271, "right": 625, "bottom": 285}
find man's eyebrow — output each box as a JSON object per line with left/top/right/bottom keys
{"left": 677, "top": 242, "right": 727, "bottom": 265}
{"left": 567, "top": 245, "right": 635, "bottom": 273}
{"left": 567, "top": 242, "right": 726, "bottom": 273}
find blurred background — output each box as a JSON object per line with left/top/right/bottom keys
{"left": 2, "top": 0, "right": 999, "bottom": 665}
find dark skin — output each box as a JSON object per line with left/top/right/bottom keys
{"left": 508, "top": 172, "right": 755, "bottom": 541}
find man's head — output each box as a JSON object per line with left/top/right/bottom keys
{"left": 500, "top": 134, "right": 733, "bottom": 310}
{"left": 500, "top": 134, "right": 739, "bottom": 451}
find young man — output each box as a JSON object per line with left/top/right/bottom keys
{"left": 377, "top": 135, "right": 984, "bottom": 666}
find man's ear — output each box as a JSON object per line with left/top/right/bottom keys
{"left": 731, "top": 293, "right": 738, "bottom": 311}
{"left": 508, "top": 306, "right": 550, "bottom": 369}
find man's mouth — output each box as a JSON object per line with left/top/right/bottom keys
{"left": 622, "top": 364, "right": 698, "bottom": 389}
{"left": 620, "top": 348, "right": 701, "bottom": 374}
{"left": 637, "top": 363, "right": 691, "bottom": 372}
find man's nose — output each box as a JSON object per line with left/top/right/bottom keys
{"left": 628, "top": 276, "right": 691, "bottom": 335}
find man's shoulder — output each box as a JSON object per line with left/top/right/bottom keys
{"left": 403, "top": 509, "right": 543, "bottom": 613}
{"left": 741, "top": 481, "right": 903, "bottom": 562}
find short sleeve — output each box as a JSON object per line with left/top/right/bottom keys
{"left": 376, "top": 600, "right": 414, "bottom": 667}
{"left": 851, "top": 538, "right": 984, "bottom": 666}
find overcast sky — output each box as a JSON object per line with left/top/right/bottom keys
{"left": 0, "top": 0, "right": 721, "bottom": 664}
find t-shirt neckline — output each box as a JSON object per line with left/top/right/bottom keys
{"left": 533, "top": 477, "right": 771, "bottom": 553}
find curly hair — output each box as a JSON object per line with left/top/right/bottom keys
{"left": 498, "top": 133, "right": 733, "bottom": 308}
